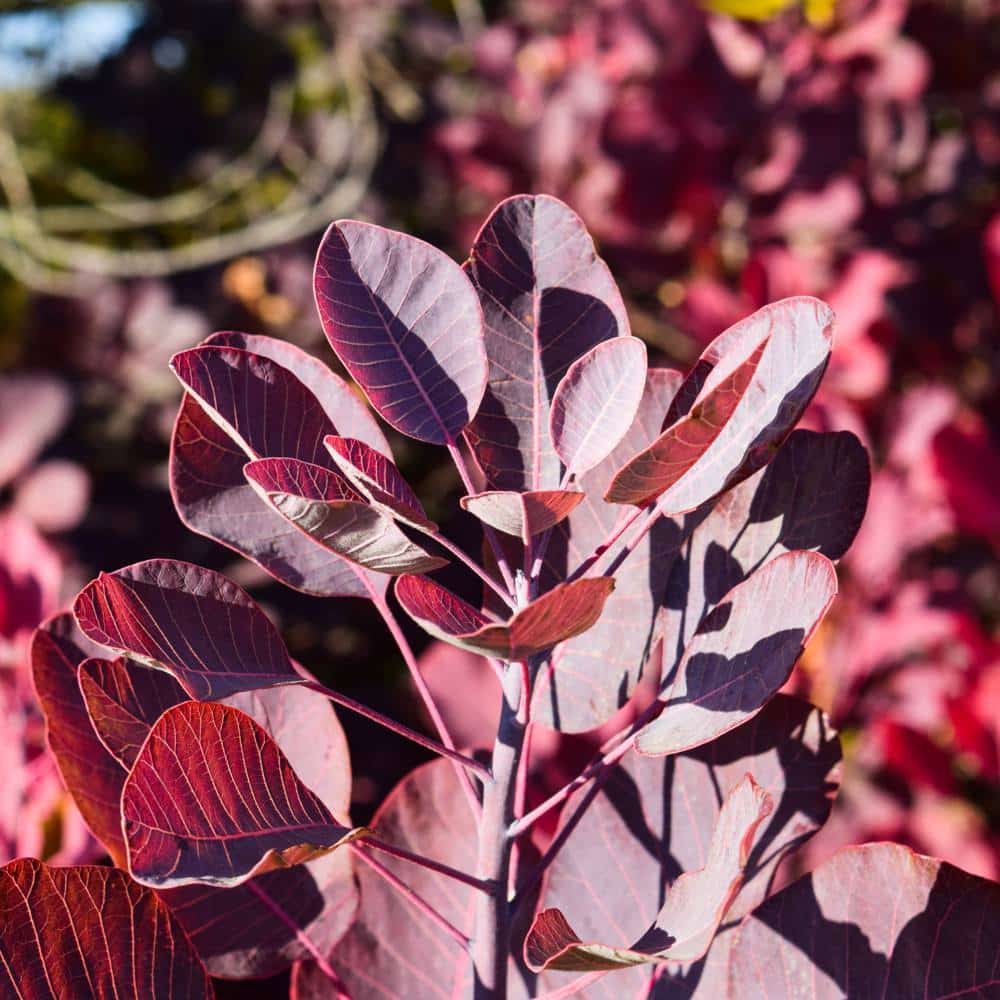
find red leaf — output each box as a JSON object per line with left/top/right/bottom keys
{"left": 0, "top": 859, "right": 213, "bottom": 999}
{"left": 728, "top": 843, "right": 1000, "bottom": 998}
{"left": 170, "top": 333, "right": 387, "bottom": 599}
{"left": 325, "top": 435, "right": 436, "bottom": 530}
{"left": 30, "top": 614, "right": 128, "bottom": 864}
{"left": 460, "top": 489, "right": 584, "bottom": 540}
{"left": 245, "top": 457, "right": 447, "bottom": 575}
{"left": 73, "top": 560, "right": 303, "bottom": 700}
{"left": 395, "top": 574, "right": 615, "bottom": 660}
{"left": 636, "top": 551, "right": 837, "bottom": 756}
{"left": 550, "top": 337, "right": 648, "bottom": 478}
{"left": 465, "top": 194, "right": 631, "bottom": 491}
{"left": 607, "top": 297, "right": 833, "bottom": 512}
{"left": 123, "top": 701, "right": 366, "bottom": 888}
{"left": 525, "top": 776, "right": 772, "bottom": 972}
{"left": 314, "top": 220, "right": 488, "bottom": 444}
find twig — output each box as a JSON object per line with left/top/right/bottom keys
{"left": 359, "top": 836, "right": 496, "bottom": 894}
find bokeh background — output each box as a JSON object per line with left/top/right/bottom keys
{"left": 1, "top": 0, "right": 998, "bottom": 952}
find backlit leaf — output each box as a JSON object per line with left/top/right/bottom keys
{"left": 460, "top": 489, "right": 584, "bottom": 540}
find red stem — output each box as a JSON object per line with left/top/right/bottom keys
{"left": 351, "top": 845, "right": 471, "bottom": 950}
{"left": 359, "top": 836, "right": 496, "bottom": 894}
{"left": 565, "top": 504, "right": 649, "bottom": 583}
{"left": 430, "top": 528, "right": 516, "bottom": 609}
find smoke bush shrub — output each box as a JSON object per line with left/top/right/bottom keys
{"left": 13, "top": 195, "right": 999, "bottom": 999}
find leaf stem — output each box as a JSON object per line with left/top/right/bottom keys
{"left": 429, "top": 528, "right": 516, "bottom": 610}
{"left": 565, "top": 504, "right": 648, "bottom": 583}
{"left": 351, "top": 845, "right": 471, "bottom": 950}
{"left": 359, "top": 836, "right": 497, "bottom": 894}
{"left": 246, "top": 881, "right": 351, "bottom": 997}
{"left": 303, "top": 679, "right": 491, "bottom": 780}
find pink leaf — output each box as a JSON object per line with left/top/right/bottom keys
{"left": 314, "top": 220, "right": 487, "bottom": 444}
{"left": 123, "top": 701, "right": 366, "bottom": 889}
{"left": 728, "top": 842, "right": 1000, "bottom": 998}
{"left": 637, "top": 551, "right": 837, "bottom": 756}
{"left": 465, "top": 194, "right": 631, "bottom": 491}
{"left": 170, "top": 333, "right": 387, "bottom": 599}
{"left": 73, "top": 560, "right": 303, "bottom": 700}
{"left": 460, "top": 489, "right": 585, "bottom": 540}
{"left": 0, "top": 859, "right": 213, "bottom": 999}
{"left": 550, "top": 338, "right": 648, "bottom": 478}
{"left": 525, "top": 776, "right": 772, "bottom": 972}
{"left": 0, "top": 375, "right": 71, "bottom": 488}
{"left": 395, "top": 574, "right": 615, "bottom": 660}
{"left": 325, "top": 435, "right": 436, "bottom": 530}
{"left": 245, "top": 457, "right": 447, "bottom": 575}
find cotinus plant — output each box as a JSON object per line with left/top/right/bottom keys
{"left": 14, "top": 195, "right": 999, "bottom": 999}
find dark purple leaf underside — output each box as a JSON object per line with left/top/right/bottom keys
{"left": 550, "top": 337, "right": 648, "bottom": 478}
{"left": 73, "top": 559, "right": 302, "bottom": 701}
{"left": 531, "top": 368, "right": 685, "bottom": 732}
{"left": 78, "top": 656, "right": 188, "bottom": 768}
{"left": 526, "top": 776, "right": 772, "bottom": 972}
{"left": 636, "top": 550, "right": 837, "bottom": 756}
{"left": 244, "top": 457, "right": 446, "bottom": 575}
{"left": 728, "top": 842, "right": 1000, "bottom": 999}
{"left": 465, "top": 194, "right": 632, "bottom": 492}
{"left": 460, "top": 489, "right": 584, "bottom": 539}
{"left": 0, "top": 859, "right": 214, "bottom": 1000}
{"left": 395, "top": 574, "right": 615, "bottom": 660}
{"left": 30, "top": 615, "right": 128, "bottom": 864}
{"left": 314, "top": 220, "right": 488, "bottom": 444}
{"left": 535, "top": 695, "right": 842, "bottom": 999}
{"left": 170, "top": 334, "right": 387, "bottom": 599}
{"left": 663, "top": 429, "right": 870, "bottom": 663}
{"left": 123, "top": 701, "right": 364, "bottom": 889}
{"left": 294, "top": 759, "right": 532, "bottom": 1000}
{"left": 325, "top": 435, "right": 435, "bottom": 530}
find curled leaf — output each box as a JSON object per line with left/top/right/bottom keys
{"left": 460, "top": 489, "right": 584, "bottom": 540}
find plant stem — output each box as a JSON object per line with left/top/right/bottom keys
{"left": 429, "top": 528, "right": 516, "bottom": 610}
{"left": 471, "top": 661, "right": 528, "bottom": 997}
{"left": 303, "top": 680, "right": 490, "bottom": 780}
{"left": 565, "top": 504, "right": 648, "bottom": 583}
{"left": 359, "top": 836, "right": 496, "bottom": 894}
{"left": 246, "top": 882, "right": 351, "bottom": 997}
{"left": 351, "top": 846, "right": 471, "bottom": 950}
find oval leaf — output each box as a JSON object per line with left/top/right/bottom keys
{"left": 395, "top": 574, "right": 615, "bottom": 661}
{"left": 728, "top": 842, "right": 1000, "bottom": 999}
{"left": 636, "top": 551, "right": 837, "bottom": 756}
{"left": 73, "top": 559, "right": 302, "bottom": 700}
{"left": 170, "top": 335, "right": 386, "bottom": 599}
{"left": 324, "top": 435, "right": 435, "bottom": 530}
{"left": 465, "top": 194, "right": 631, "bottom": 491}
{"left": 550, "top": 337, "right": 648, "bottom": 478}
{"left": 0, "top": 859, "right": 213, "bottom": 999}
{"left": 123, "top": 701, "right": 366, "bottom": 888}
{"left": 607, "top": 297, "right": 833, "bottom": 512}
{"left": 526, "top": 775, "right": 773, "bottom": 973}
{"left": 460, "top": 489, "right": 584, "bottom": 540}
{"left": 314, "top": 220, "right": 487, "bottom": 444}
{"left": 245, "top": 457, "right": 447, "bottom": 575}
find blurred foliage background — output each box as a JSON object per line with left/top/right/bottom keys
{"left": 1, "top": 0, "right": 999, "bottom": 958}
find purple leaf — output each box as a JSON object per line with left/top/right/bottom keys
{"left": 663, "top": 430, "right": 869, "bottom": 662}
{"left": 607, "top": 298, "right": 833, "bottom": 513}
{"left": 465, "top": 194, "right": 632, "bottom": 491}
{"left": 73, "top": 559, "right": 303, "bottom": 700}
{"left": 636, "top": 551, "right": 837, "bottom": 756}
{"left": 245, "top": 457, "right": 447, "bottom": 575}
{"left": 534, "top": 696, "right": 842, "bottom": 999}
{"left": 0, "top": 374, "right": 71, "bottom": 487}
{"left": 728, "top": 842, "right": 1000, "bottom": 998}
{"left": 460, "top": 489, "right": 585, "bottom": 540}
{"left": 531, "top": 368, "right": 686, "bottom": 732}
{"left": 325, "top": 435, "right": 436, "bottom": 530}
{"left": 314, "top": 220, "right": 487, "bottom": 444}
{"left": 395, "top": 574, "right": 615, "bottom": 660}
{"left": 0, "top": 859, "right": 213, "bottom": 999}
{"left": 123, "top": 700, "right": 366, "bottom": 889}
{"left": 78, "top": 656, "right": 188, "bottom": 768}
{"left": 30, "top": 614, "right": 128, "bottom": 864}
{"left": 294, "top": 759, "right": 532, "bottom": 999}
{"left": 550, "top": 338, "right": 648, "bottom": 478}
{"left": 170, "top": 334, "right": 388, "bottom": 599}
{"left": 526, "top": 776, "right": 772, "bottom": 972}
